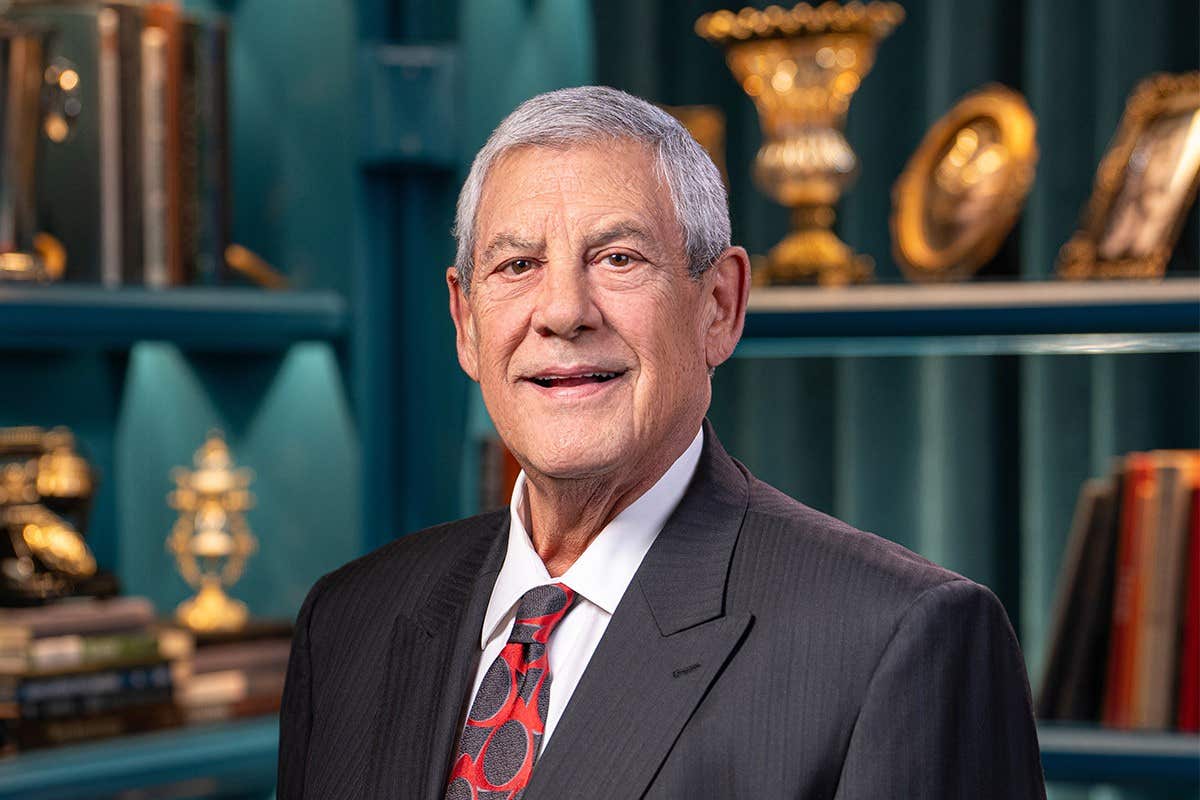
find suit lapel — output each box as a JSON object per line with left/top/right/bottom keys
{"left": 526, "top": 422, "right": 753, "bottom": 799}
{"left": 361, "top": 512, "right": 508, "bottom": 800}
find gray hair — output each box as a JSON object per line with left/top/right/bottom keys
{"left": 453, "top": 85, "right": 730, "bottom": 291}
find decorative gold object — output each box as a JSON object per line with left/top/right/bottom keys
{"left": 167, "top": 431, "right": 258, "bottom": 632}
{"left": 0, "top": 426, "right": 110, "bottom": 603}
{"left": 696, "top": 1, "right": 904, "bottom": 286}
{"left": 891, "top": 85, "right": 1038, "bottom": 281}
{"left": 1058, "top": 72, "right": 1200, "bottom": 280}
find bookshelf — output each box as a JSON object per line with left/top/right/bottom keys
{"left": 0, "top": 0, "right": 1193, "bottom": 795}
{"left": 0, "top": 286, "right": 348, "bottom": 350}
{"left": 738, "top": 278, "right": 1200, "bottom": 357}
{"left": 0, "top": 716, "right": 278, "bottom": 799}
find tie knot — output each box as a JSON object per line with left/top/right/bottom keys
{"left": 508, "top": 583, "right": 576, "bottom": 645}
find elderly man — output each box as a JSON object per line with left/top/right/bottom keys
{"left": 278, "top": 86, "right": 1045, "bottom": 799}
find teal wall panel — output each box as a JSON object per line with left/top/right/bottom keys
{"left": 184, "top": 0, "right": 358, "bottom": 297}
{"left": 0, "top": 352, "right": 125, "bottom": 575}
{"left": 116, "top": 342, "right": 357, "bottom": 619}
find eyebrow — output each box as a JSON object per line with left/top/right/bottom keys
{"left": 584, "top": 222, "right": 656, "bottom": 252}
{"left": 479, "top": 233, "right": 544, "bottom": 267}
{"left": 478, "top": 222, "right": 659, "bottom": 267}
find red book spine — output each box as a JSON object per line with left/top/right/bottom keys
{"left": 1178, "top": 486, "right": 1200, "bottom": 732}
{"left": 1103, "top": 454, "right": 1152, "bottom": 728}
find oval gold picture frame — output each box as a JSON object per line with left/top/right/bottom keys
{"left": 891, "top": 85, "right": 1038, "bottom": 282}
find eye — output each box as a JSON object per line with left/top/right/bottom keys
{"left": 501, "top": 258, "right": 536, "bottom": 276}
{"left": 600, "top": 253, "right": 632, "bottom": 268}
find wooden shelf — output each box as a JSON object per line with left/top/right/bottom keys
{"left": 0, "top": 716, "right": 279, "bottom": 799}
{"left": 1039, "top": 724, "right": 1200, "bottom": 786}
{"left": 0, "top": 286, "right": 349, "bottom": 351}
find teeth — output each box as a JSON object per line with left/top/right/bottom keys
{"left": 533, "top": 372, "right": 618, "bottom": 384}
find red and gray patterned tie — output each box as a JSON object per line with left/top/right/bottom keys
{"left": 445, "top": 583, "right": 578, "bottom": 800}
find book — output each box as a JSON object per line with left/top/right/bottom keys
{"left": 0, "top": 701, "right": 181, "bottom": 751}
{"left": 5, "top": 1, "right": 144, "bottom": 283}
{"left": 1103, "top": 453, "right": 1155, "bottom": 728}
{"left": 1037, "top": 477, "right": 1113, "bottom": 720}
{"left": 194, "top": 16, "right": 231, "bottom": 285}
{"left": 183, "top": 691, "right": 281, "bottom": 725}
{"left": 178, "top": 666, "right": 285, "bottom": 708}
{"left": 0, "top": 625, "right": 191, "bottom": 674}
{"left": 143, "top": 1, "right": 186, "bottom": 286}
{"left": 191, "top": 637, "right": 292, "bottom": 674}
{"left": 0, "top": 596, "right": 155, "bottom": 641}
{"left": 140, "top": 24, "right": 170, "bottom": 287}
{"left": 1135, "top": 452, "right": 1198, "bottom": 728}
{"left": 0, "top": 661, "right": 173, "bottom": 720}
{"left": 1178, "top": 486, "right": 1200, "bottom": 732}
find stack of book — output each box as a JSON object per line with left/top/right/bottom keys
{"left": 1038, "top": 450, "right": 1200, "bottom": 732}
{"left": 4, "top": 0, "right": 232, "bottom": 287}
{"left": 0, "top": 596, "right": 193, "bottom": 753}
{"left": 176, "top": 620, "right": 292, "bottom": 725}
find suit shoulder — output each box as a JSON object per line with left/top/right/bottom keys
{"left": 738, "top": 475, "right": 966, "bottom": 607}
{"left": 306, "top": 509, "right": 506, "bottom": 622}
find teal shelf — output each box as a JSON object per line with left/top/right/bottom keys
{"left": 0, "top": 286, "right": 348, "bottom": 351}
{"left": 1039, "top": 725, "right": 1200, "bottom": 786}
{"left": 0, "top": 716, "right": 279, "bottom": 800}
{"left": 739, "top": 278, "right": 1200, "bottom": 357}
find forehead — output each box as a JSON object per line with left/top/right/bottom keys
{"left": 474, "top": 140, "right": 681, "bottom": 252}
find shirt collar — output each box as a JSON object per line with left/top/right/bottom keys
{"left": 480, "top": 427, "right": 705, "bottom": 649}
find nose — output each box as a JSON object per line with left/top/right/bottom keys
{"left": 531, "top": 262, "right": 601, "bottom": 339}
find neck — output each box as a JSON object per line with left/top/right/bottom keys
{"left": 519, "top": 429, "right": 698, "bottom": 577}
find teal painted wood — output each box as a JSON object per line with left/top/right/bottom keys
{"left": 1039, "top": 726, "right": 1200, "bottom": 788}
{"left": 0, "top": 717, "right": 278, "bottom": 800}
{"left": 0, "top": 287, "right": 347, "bottom": 350}
{"left": 361, "top": 45, "right": 458, "bottom": 167}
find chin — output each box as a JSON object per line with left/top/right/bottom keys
{"left": 511, "top": 423, "right": 629, "bottom": 481}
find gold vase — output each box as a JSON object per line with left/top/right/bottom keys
{"left": 697, "top": 2, "right": 904, "bottom": 285}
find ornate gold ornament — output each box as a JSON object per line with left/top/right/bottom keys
{"left": 696, "top": 1, "right": 904, "bottom": 286}
{"left": 167, "top": 431, "right": 257, "bottom": 632}
{"left": 0, "top": 427, "right": 105, "bottom": 602}
{"left": 891, "top": 85, "right": 1037, "bottom": 281}
{"left": 1057, "top": 72, "right": 1200, "bottom": 280}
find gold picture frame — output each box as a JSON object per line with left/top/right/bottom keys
{"left": 1057, "top": 72, "right": 1200, "bottom": 280}
{"left": 891, "top": 85, "right": 1038, "bottom": 282}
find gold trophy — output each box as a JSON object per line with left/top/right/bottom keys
{"left": 167, "top": 431, "right": 257, "bottom": 632}
{"left": 697, "top": 2, "right": 904, "bottom": 285}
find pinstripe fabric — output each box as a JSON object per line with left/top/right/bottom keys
{"left": 279, "top": 421, "right": 1045, "bottom": 799}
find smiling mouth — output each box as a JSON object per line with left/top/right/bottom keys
{"left": 528, "top": 371, "right": 625, "bottom": 389}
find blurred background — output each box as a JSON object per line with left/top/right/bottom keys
{"left": 0, "top": 0, "right": 1197, "bottom": 797}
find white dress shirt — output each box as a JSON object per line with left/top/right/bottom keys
{"left": 463, "top": 427, "right": 704, "bottom": 754}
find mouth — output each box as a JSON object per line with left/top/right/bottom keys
{"left": 523, "top": 369, "right": 628, "bottom": 390}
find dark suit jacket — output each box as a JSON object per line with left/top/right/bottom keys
{"left": 278, "top": 424, "right": 1046, "bottom": 799}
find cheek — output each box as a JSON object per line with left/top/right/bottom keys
{"left": 626, "top": 306, "right": 708, "bottom": 401}
{"left": 472, "top": 304, "right": 528, "bottom": 377}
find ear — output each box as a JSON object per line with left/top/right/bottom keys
{"left": 702, "top": 246, "right": 750, "bottom": 369}
{"left": 447, "top": 266, "right": 480, "bottom": 381}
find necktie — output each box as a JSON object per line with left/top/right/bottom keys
{"left": 445, "top": 583, "right": 578, "bottom": 800}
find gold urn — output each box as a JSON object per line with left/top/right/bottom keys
{"left": 167, "top": 431, "right": 257, "bottom": 632}
{"left": 697, "top": 2, "right": 904, "bottom": 285}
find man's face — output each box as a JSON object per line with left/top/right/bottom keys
{"left": 448, "top": 140, "right": 745, "bottom": 483}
